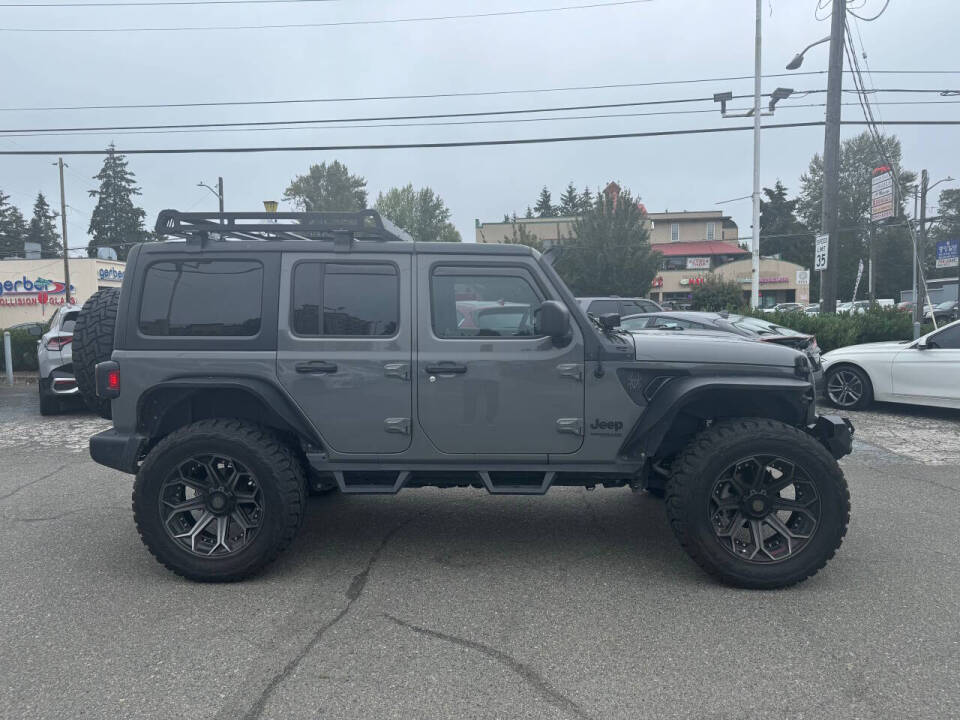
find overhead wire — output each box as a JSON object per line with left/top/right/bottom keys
{"left": 1, "top": 0, "right": 340, "bottom": 6}
{"left": 0, "top": 0, "right": 654, "bottom": 32}
{"left": 847, "top": 0, "right": 891, "bottom": 22}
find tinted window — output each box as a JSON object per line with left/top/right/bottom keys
{"left": 622, "top": 299, "right": 660, "bottom": 314}
{"left": 292, "top": 262, "right": 398, "bottom": 337}
{"left": 620, "top": 316, "right": 653, "bottom": 330}
{"left": 140, "top": 260, "right": 262, "bottom": 337}
{"left": 929, "top": 325, "right": 960, "bottom": 349}
{"left": 61, "top": 311, "right": 79, "bottom": 333}
{"left": 587, "top": 300, "right": 619, "bottom": 316}
{"left": 653, "top": 316, "right": 697, "bottom": 329}
{"left": 433, "top": 271, "right": 540, "bottom": 338}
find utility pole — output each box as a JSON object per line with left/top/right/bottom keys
{"left": 868, "top": 224, "right": 875, "bottom": 302}
{"left": 915, "top": 169, "right": 928, "bottom": 338}
{"left": 56, "top": 158, "right": 72, "bottom": 305}
{"left": 819, "top": 0, "right": 846, "bottom": 314}
{"left": 750, "top": 0, "right": 762, "bottom": 309}
{"left": 217, "top": 176, "right": 224, "bottom": 224}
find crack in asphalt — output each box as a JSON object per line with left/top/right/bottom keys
{"left": 5, "top": 505, "right": 128, "bottom": 523}
{"left": 0, "top": 465, "right": 67, "bottom": 501}
{"left": 232, "top": 517, "right": 413, "bottom": 720}
{"left": 384, "top": 613, "right": 595, "bottom": 720}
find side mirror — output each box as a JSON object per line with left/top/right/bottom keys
{"left": 915, "top": 340, "right": 928, "bottom": 350}
{"left": 534, "top": 300, "right": 571, "bottom": 339}
{"left": 598, "top": 313, "right": 621, "bottom": 331}
{"left": 27, "top": 325, "right": 43, "bottom": 337}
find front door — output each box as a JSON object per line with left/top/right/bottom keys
{"left": 891, "top": 324, "right": 960, "bottom": 405}
{"left": 416, "top": 257, "right": 585, "bottom": 455}
{"left": 277, "top": 254, "right": 413, "bottom": 454}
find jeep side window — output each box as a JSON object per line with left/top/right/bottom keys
{"left": 292, "top": 262, "right": 399, "bottom": 337}
{"left": 431, "top": 270, "right": 541, "bottom": 338}
{"left": 139, "top": 260, "right": 263, "bottom": 337}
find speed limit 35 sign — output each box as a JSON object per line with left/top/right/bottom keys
{"left": 814, "top": 234, "right": 829, "bottom": 271}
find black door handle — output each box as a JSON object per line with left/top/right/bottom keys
{"left": 425, "top": 363, "right": 467, "bottom": 375}
{"left": 296, "top": 361, "right": 338, "bottom": 374}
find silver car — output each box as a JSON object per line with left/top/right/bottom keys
{"left": 36, "top": 304, "right": 82, "bottom": 415}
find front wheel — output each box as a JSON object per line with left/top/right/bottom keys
{"left": 824, "top": 365, "right": 872, "bottom": 410}
{"left": 132, "top": 419, "right": 306, "bottom": 582}
{"left": 666, "top": 418, "right": 850, "bottom": 589}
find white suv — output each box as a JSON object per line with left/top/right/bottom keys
{"left": 36, "top": 304, "right": 82, "bottom": 415}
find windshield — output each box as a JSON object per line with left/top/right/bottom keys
{"left": 935, "top": 301, "right": 956, "bottom": 310}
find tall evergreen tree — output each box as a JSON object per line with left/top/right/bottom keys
{"left": 87, "top": 144, "right": 149, "bottom": 260}
{"left": 533, "top": 187, "right": 555, "bottom": 218}
{"left": 26, "top": 192, "right": 62, "bottom": 258}
{"left": 796, "top": 132, "right": 915, "bottom": 301}
{"left": 524, "top": 206, "right": 534, "bottom": 219}
{"left": 759, "top": 180, "right": 809, "bottom": 265}
{"left": 553, "top": 188, "right": 660, "bottom": 296}
{"left": 0, "top": 190, "right": 27, "bottom": 258}
{"left": 558, "top": 182, "right": 580, "bottom": 216}
{"left": 283, "top": 160, "right": 367, "bottom": 211}
{"left": 579, "top": 186, "right": 594, "bottom": 213}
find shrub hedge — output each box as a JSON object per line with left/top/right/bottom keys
{"left": 0, "top": 327, "right": 40, "bottom": 372}
{"left": 756, "top": 307, "right": 935, "bottom": 353}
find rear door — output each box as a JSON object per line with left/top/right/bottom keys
{"left": 277, "top": 253, "right": 413, "bottom": 454}
{"left": 416, "top": 257, "right": 585, "bottom": 455}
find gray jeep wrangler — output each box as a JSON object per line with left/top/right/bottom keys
{"left": 80, "top": 210, "right": 852, "bottom": 588}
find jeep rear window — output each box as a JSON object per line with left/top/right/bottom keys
{"left": 291, "top": 262, "right": 399, "bottom": 337}
{"left": 139, "top": 260, "right": 263, "bottom": 337}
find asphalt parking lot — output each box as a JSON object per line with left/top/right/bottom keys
{"left": 1, "top": 385, "right": 959, "bottom": 720}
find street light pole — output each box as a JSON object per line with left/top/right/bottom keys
{"left": 819, "top": 0, "right": 846, "bottom": 314}
{"left": 750, "top": 0, "right": 762, "bottom": 310}
{"left": 56, "top": 158, "right": 72, "bottom": 305}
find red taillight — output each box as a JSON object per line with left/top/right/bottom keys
{"left": 107, "top": 370, "right": 120, "bottom": 390}
{"left": 45, "top": 336, "right": 73, "bottom": 351}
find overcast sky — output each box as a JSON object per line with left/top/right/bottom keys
{"left": 0, "top": 0, "right": 957, "bottom": 254}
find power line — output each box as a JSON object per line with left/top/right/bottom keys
{"left": 3, "top": 99, "right": 959, "bottom": 140}
{"left": 3, "top": 70, "right": 958, "bottom": 113}
{"left": 848, "top": 0, "right": 891, "bottom": 22}
{"left": 0, "top": 0, "right": 653, "bottom": 32}
{"left": 1, "top": 120, "right": 958, "bottom": 156}
{"left": 0, "top": 92, "right": 773, "bottom": 134}
{"left": 1, "top": 0, "right": 340, "bottom": 6}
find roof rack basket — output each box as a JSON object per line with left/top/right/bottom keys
{"left": 154, "top": 209, "right": 413, "bottom": 247}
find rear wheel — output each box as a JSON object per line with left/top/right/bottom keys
{"left": 72, "top": 288, "right": 120, "bottom": 419}
{"left": 132, "top": 419, "right": 306, "bottom": 582}
{"left": 666, "top": 418, "right": 850, "bottom": 589}
{"left": 824, "top": 364, "right": 872, "bottom": 410}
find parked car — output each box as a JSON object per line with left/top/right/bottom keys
{"left": 804, "top": 303, "right": 820, "bottom": 316}
{"left": 620, "top": 311, "right": 824, "bottom": 391}
{"left": 925, "top": 300, "right": 959, "bottom": 324}
{"left": 36, "top": 304, "right": 83, "bottom": 415}
{"left": 577, "top": 296, "right": 662, "bottom": 317}
{"left": 836, "top": 300, "right": 871, "bottom": 315}
{"left": 821, "top": 319, "right": 960, "bottom": 410}
{"left": 763, "top": 302, "right": 805, "bottom": 314}
{"left": 79, "top": 208, "right": 852, "bottom": 589}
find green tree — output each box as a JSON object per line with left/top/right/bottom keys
{"left": 87, "top": 144, "right": 149, "bottom": 260}
{"left": 760, "top": 181, "right": 809, "bottom": 261}
{"left": 557, "top": 182, "right": 580, "bottom": 216}
{"left": 26, "top": 192, "right": 62, "bottom": 258}
{"left": 283, "top": 160, "right": 367, "bottom": 211}
{"left": 553, "top": 188, "right": 660, "bottom": 296}
{"left": 501, "top": 214, "right": 544, "bottom": 252}
{"left": 524, "top": 206, "right": 534, "bottom": 219}
{"left": 690, "top": 276, "right": 746, "bottom": 312}
{"left": 0, "top": 190, "right": 27, "bottom": 258}
{"left": 534, "top": 186, "right": 555, "bottom": 218}
{"left": 796, "top": 132, "right": 915, "bottom": 301}
{"left": 374, "top": 184, "right": 461, "bottom": 242}
{"left": 929, "top": 188, "right": 960, "bottom": 279}
{"left": 579, "top": 186, "right": 594, "bottom": 213}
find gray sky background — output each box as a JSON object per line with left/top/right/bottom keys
{"left": 0, "top": 0, "right": 957, "bottom": 255}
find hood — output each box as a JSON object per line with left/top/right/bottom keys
{"left": 627, "top": 329, "right": 800, "bottom": 367}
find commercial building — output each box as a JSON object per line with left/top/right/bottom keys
{"left": 0, "top": 258, "right": 125, "bottom": 327}
{"left": 475, "top": 198, "right": 809, "bottom": 308}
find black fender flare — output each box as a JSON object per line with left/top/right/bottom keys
{"left": 621, "top": 374, "right": 815, "bottom": 458}
{"left": 137, "top": 376, "right": 323, "bottom": 448}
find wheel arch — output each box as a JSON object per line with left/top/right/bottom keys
{"left": 622, "top": 375, "right": 816, "bottom": 460}
{"left": 137, "top": 377, "right": 323, "bottom": 452}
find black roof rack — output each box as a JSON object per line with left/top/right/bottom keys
{"left": 154, "top": 209, "right": 413, "bottom": 246}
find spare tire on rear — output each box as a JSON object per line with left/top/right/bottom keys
{"left": 73, "top": 287, "right": 120, "bottom": 419}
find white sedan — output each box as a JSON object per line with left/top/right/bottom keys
{"left": 821, "top": 319, "right": 960, "bottom": 410}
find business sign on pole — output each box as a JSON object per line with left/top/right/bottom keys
{"left": 814, "top": 234, "right": 829, "bottom": 270}
{"left": 871, "top": 166, "right": 895, "bottom": 221}
{"left": 936, "top": 238, "right": 959, "bottom": 269}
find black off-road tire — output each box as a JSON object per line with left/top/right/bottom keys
{"left": 132, "top": 419, "right": 307, "bottom": 582}
{"left": 665, "top": 418, "right": 850, "bottom": 590}
{"left": 73, "top": 288, "right": 120, "bottom": 419}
